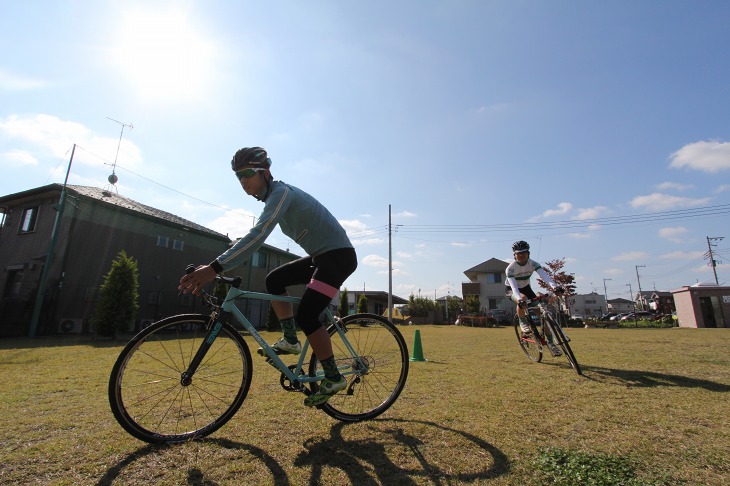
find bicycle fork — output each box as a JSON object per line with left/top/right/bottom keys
{"left": 180, "top": 312, "right": 228, "bottom": 386}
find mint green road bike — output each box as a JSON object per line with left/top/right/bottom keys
{"left": 109, "top": 272, "right": 409, "bottom": 444}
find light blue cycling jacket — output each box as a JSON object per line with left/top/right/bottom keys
{"left": 215, "top": 180, "right": 353, "bottom": 272}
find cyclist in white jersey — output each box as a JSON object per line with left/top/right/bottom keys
{"left": 179, "top": 147, "right": 356, "bottom": 406}
{"left": 505, "top": 240, "right": 563, "bottom": 354}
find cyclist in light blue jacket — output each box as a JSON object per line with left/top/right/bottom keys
{"left": 179, "top": 147, "right": 357, "bottom": 407}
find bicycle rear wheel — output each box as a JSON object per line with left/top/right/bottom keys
{"left": 108, "top": 314, "right": 253, "bottom": 443}
{"left": 514, "top": 314, "right": 543, "bottom": 363}
{"left": 309, "top": 313, "right": 409, "bottom": 422}
{"left": 545, "top": 315, "right": 582, "bottom": 375}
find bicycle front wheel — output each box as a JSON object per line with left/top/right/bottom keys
{"left": 514, "top": 314, "right": 543, "bottom": 363}
{"left": 309, "top": 313, "right": 409, "bottom": 422}
{"left": 108, "top": 314, "right": 253, "bottom": 443}
{"left": 545, "top": 315, "right": 582, "bottom": 375}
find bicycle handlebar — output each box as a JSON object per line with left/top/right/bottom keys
{"left": 518, "top": 289, "right": 565, "bottom": 308}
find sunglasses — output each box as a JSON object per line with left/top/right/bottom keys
{"left": 235, "top": 168, "right": 266, "bottom": 180}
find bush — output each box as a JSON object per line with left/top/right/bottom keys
{"left": 93, "top": 251, "right": 139, "bottom": 337}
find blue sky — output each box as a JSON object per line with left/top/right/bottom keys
{"left": 1, "top": 1, "right": 729, "bottom": 301}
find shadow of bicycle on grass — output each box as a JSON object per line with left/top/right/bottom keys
{"left": 95, "top": 439, "right": 289, "bottom": 486}
{"left": 96, "top": 418, "right": 508, "bottom": 485}
{"left": 580, "top": 365, "right": 730, "bottom": 391}
{"left": 294, "top": 418, "right": 509, "bottom": 484}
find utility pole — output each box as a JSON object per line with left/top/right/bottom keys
{"left": 29, "top": 145, "right": 76, "bottom": 337}
{"left": 635, "top": 265, "right": 645, "bottom": 310}
{"left": 706, "top": 236, "right": 724, "bottom": 285}
{"left": 627, "top": 283, "right": 636, "bottom": 326}
{"left": 387, "top": 204, "right": 392, "bottom": 322}
{"left": 602, "top": 278, "right": 612, "bottom": 314}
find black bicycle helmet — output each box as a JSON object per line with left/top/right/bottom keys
{"left": 512, "top": 240, "right": 530, "bottom": 252}
{"left": 231, "top": 147, "right": 271, "bottom": 170}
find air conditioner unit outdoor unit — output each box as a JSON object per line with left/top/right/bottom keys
{"left": 58, "top": 318, "right": 83, "bottom": 334}
{"left": 140, "top": 318, "right": 155, "bottom": 330}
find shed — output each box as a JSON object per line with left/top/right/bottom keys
{"left": 671, "top": 283, "right": 730, "bottom": 328}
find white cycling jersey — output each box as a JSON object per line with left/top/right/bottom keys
{"left": 505, "top": 258, "right": 557, "bottom": 299}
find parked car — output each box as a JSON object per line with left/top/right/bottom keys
{"left": 570, "top": 314, "right": 584, "bottom": 322}
{"left": 610, "top": 313, "right": 627, "bottom": 321}
{"left": 487, "top": 309, "right": 511, "bottom": 325}
{"left": 600, "top": 313, "right": 618, "bottom": 321}
{"left": 620, "top": 311, "right": 653, "bottom": 321}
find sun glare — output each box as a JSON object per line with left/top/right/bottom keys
{"left": 110, "top": 8, "right": 216, "bottom": 102}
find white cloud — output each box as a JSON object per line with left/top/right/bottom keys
{"left": 658, "top": 227, "right": 688, "bottom": 243}
{"left": 0, "top": 114, "right": 143, "bottom": 170}
{"left": 542, "top": 202, "right": 572, "bottom": 218}
{"left": 1, "top": 149, "right": 37, "bottom": 166}
{"left": 669, "top": 140, "right": 730, "bottom": 173}
{"left": 715, "top": 184, "right": 730, "bottom": 194}
{"left": 629, "top": 193, "right": 711, "bottom": 211}
{"left": 362, "top": 254, "right": 389, "bottom": 268}
{"left": 655, "top": 181, "right": 693, "bottom": 191}
{"left": 568, "top": 232, "right": 592, "bottom": 239}
{"left": 206, "top": 209, "right": 256, "bottom": 238}
{"left": 612, "top": 251, "right": 649, "bottom": 262}
{"left": 451, "top": 241, "right": 470, "bottom": 247}
{"left": 395, "top": 210, "right": 417, "bottom": 218}
{"left": 574, "top": 206, "right": 608, "bottom": 220}
{"left": 339, "top": 219, "right": 368, "bottom": 233}
{"left": 605, "top": 268, "right": 624, "bottom": 276}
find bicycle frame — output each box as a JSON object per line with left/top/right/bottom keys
{"left": 184, "top": 285, "right": 366, "bottom": 388}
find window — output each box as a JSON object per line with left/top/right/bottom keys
{"left": 20, "top": 206, "right": 39, "bottom": 233}
{"left": 252, "top": 251, "right": 268, "bottom": 268}
{"left": 157, "top": 236, "right": 169, "bottom": 248}
{"left": 486, "top": 272, "right": 502, "bottom": 284}
{"left": 3, "top": 270, "right": 23, "bottom": 297}
{"left": 173, "top": 239, "right": 184, "bottom": 251}
{"left": 374, "top": 303, "right": 385, "bottom": 315}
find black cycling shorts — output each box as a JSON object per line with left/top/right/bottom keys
{"left": 505, "top": 284, "right": 537, "bottom": 300}
{"left": 266, "top": 247, "right": 357, "bottom": 335}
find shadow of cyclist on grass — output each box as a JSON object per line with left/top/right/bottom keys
{"left": 580, "top": 365, "right": 730, "bottom": 391}
{"left": 294, "top": 418, "right": 509, "bottom": 484}
{"left": 95, "top": 439, "right": 289, "bottom": 486}
{"left": 96, "top": 420, "right": 508, "bottom": 485}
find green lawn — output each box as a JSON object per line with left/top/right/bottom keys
{"left": 1, "top": 326, "right": 728, "bottom": 485}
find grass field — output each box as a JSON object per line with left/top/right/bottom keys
{"left": 1, "top": 325, "right": 729, "bottom": 485}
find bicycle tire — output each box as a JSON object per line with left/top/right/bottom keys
{"left": 514, "top": 314, "right": 543, "bottom": 363}
{"left": 544, "top": 315, "right": 582, "bottom": 375}
{"left": 108, "top": 314, "right": 253, "bottom": 443}
{"left": 309, "top": 313, "right": 409, "bottom": 422}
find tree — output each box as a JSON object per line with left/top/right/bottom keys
{"left": 441, "top": 296, "right": 462, "bottom": 323}
{"left": 339, "top": 288, "right": 349, "bottom": 317}
{"left": 464, "top": 295, "right": 480, "bottom": 314}
{"left": 407, "top": 294, "right": 438, "bottom": 323}
{"left": 93, "top": 250, "right": 139, "bottom": 337}
{"left": 537, "top": 258, "right": 577, "bottom": 315}
{"left": 537, "top": 258, "right": 577, "bottom": 295}
{"left": 357, "top": 294, "right": 368, "bottom": 314}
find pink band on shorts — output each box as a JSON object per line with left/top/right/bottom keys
{"left": 307, "top": 279, "right": 339, "bottom": 298}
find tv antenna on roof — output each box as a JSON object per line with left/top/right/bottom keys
{"left": 105, "top": 117, "right": 133, "bottom": 192}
